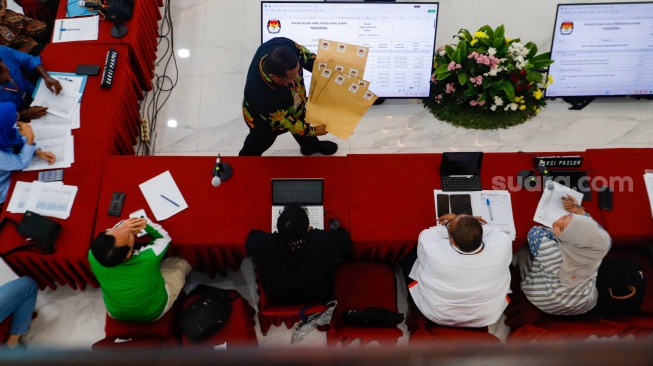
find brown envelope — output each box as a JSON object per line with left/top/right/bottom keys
{"left": 316, "top": 39, "right": 369, "bottom": 72}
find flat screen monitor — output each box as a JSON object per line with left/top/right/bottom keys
{"left": 261, "top": 1, "right": 439, "bottom": 98}
{"left": 545, "top": 2, "right": 653, "bottom": 98}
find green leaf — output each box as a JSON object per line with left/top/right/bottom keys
{"left": 526, "top": 71, "right": 543, "bottom": 84}
{"left": 524, "top": 42, "right": 538, "bottom": 59}
{"left": 475, "top": 47, "right": 488, "bottom": 54}
{"left": 458, "top": 28, "right": 473, "bottom": 42}
{"left": 434, "top": 64, "right": 449, "bottom": 75}
{"left": 458, "top": 40, "right": 468, "bottom": 60}
{"left": 479, "top": 25, "right": 494, "bottom": 39}
{"left": 478, "top": 91, "right": 487, "bottom": 102}
{"left": 493, "top": 37, "right": 504, "bottom": 49}
{"left": 445, "top": 45, "right": 455, "bottom": 59}
{"left": 464, "top": 87, "right": 477, "bottom": 98}
{"left": 452, "top": 49, "right": 461, "bottom": 64}
{"left": 529, "top": 59, "right": 554, "bottom": 69}
{"left": 531, "top": 52, "right": 552, "bottom": 62}
{"left": 436, "top": 71, "right": 451, "bottom": 81}
{"left": 494, "top": 25, "right": 505, "bottom": 39}
{"left": 458, "top": 72, "right": 468, "bottom": 85}
{"left": 502, "top": 83, "right": 515, "bottom": 101}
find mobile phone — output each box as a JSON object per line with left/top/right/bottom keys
{"left": 449, "top": 194, "right": 473, "bottom": 215}
{"left": 37, "top": 169, "right": 64, "bottom": 182}
{"left": 599, "top": 187, "right": 613, "bottom": 211}
{"left": 108, "top": 192, "right": 126, "bottom": 217}
{"left": 75, "top": 64, "right": 100, "bottom": 76}
{"left": 436, "top": 194, "right": 450, "bottom": 218}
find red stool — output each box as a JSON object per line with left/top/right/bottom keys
{"left": 255, "top": 268, "right": 327, "bottom": 335}
{"left": 181, "top": 289, "right": 258, "bottom": 348}
{"left": 406, "top": 311, "right": 499, "bottom": 344}
{"left": 328, "top": 262, "right": 403, "bottom": 346}
{"left": 92, "top": 301, "right": 182, "bottom": 349}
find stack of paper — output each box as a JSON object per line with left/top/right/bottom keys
{"left": 433, "top": 190, "right": 517, "bottom": 240}
{"left": 305, "top": 39, "right": 378, "bottom": 140}
{"left": 644, "top": 170, "right": 653, "bottom": 217}
{"left": 6, "top": 181, "right": 78, "bottom": 219}
{"left": 533, "top": 180, "right": 584, "bottom": 227}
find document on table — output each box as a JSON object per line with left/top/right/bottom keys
{"left": 33, "top": 127, "right": 71, "bottom": 142}
{"left": 7, "top": 181, "right": 76, "bottom": 219}
{"left": 533, "top": 180, "right": 584, "bottom": 227}
{"left": 32, "top": 86, "right": 82, "bottom": 120}
{"left": 644, "top": 170, "right": 653, "bottom": 217}
{"left": 53, "top": 16, "right": 99, "bottom": 43}
{"left": 23, "top": 136, "right": 74, "bottom": 171}
{"left": 433, "top": 189, "right": 517, "bottom": 240}
{"left": 29, "top": 103, "right": 80, "bottom": 130}
{"left": 139, "top": 171, "right": 188, "bottom": 221}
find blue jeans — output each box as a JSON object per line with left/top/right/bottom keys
{"left": 0, "top": 276, "right": 38, "bottom": 336}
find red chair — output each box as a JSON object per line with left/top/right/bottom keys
{"left": 328, "top": 262, "right": 403, "bottom": 346}
{"left": 406, "top": 311, "right": 500, "bottom": 344}
{"left": 181, "top": 289, "right": 258, "bottom": 348}
{"left": 255, "top": 268, "right": 327, "bottom": 336}
{"left": 92, "top": 300, "right": 183, "bottom": 349}
{"left": 12, "top": 0, "right": 57, "bottom": 25}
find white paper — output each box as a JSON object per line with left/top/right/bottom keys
{"left": 139, "top": 171, "right": 188, "bottom": 221}
{"left": 434, "top": 190, "right": 517, "bottom": 240}
{"left": 29, "top": 103, "right": 80, "bottom": 130}
{"left": 23, "top": 136, "right": 74, "bottom": 171}
{"left": 32, "top": 85, "right": 82, "bottom": 119}
{"left": 33, "top": 127, "right": 72, "bottom": 142}
{"left": 533, "top": 180, "right": 585, "bottom": 227}
{"left": 53, "top": 16, "right": 99, "bottom": 43}
{"left": 644, "top": 171, "right": 653, "bottom": 218}
{"left": 21, "top": 181, "right": 78, "bottom": 219}
{"left": 6, "top": 181, "right": 34, "bottom": 213}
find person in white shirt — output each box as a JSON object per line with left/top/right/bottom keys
{"left": 408, "top": 213, "right": 512, "bottom": 327}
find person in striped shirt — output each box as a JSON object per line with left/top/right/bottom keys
{"left": 520, "top": 194, "right": 611, "bottom": 315}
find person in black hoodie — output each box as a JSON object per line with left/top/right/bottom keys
{"left": 246, "top": 203, "right": 351, "bottom": 304}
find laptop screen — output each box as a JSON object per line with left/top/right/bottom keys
{"left": 272, "top": 179, "right": 323, "bottom": 205}
{"left": 440, "top": 152, "right": 483, "bottom": 176}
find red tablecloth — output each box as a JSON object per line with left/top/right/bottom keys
{"left": 56, "top": 0, "right": 161, "bottom": 91}
{"left": 587, "top": 148, "right": 653, "bottom": 247}
{"left": 94, "top": 156, "right": 350, "bottom": 277}
{"left": 0, "top": 44, "right": 142, "bottom": 290}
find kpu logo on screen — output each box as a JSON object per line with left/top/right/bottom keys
{"left": 560, "top": 21, "right": 573, "bottom": 35}
{"left": 267, "top": 19, "right": 281, "bottom": 34}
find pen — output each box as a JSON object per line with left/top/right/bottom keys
{"left": 57, "top": 76, "right": 74, "bottom": 82}
{"left": 160, "top": 194, "right": 180, "bottom": 207}
{"left": 61, "top": 28, "right": 81, "bottom": 31}
{"left": 486, "top": 198, "right": 494, "bottom": 221}
{"left": 562, "top": 196, "right": 585, "bottom": 210}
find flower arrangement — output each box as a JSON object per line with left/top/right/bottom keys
{"left": 424, "top": 25, "right": 554, "bottom": 129}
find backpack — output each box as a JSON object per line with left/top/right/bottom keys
{"left": 178, "top": 285, "right": 233, "bottom": 343}
{"left": 594, "top": 257, "right": 645, "bottom": 316}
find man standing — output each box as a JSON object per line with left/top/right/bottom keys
{"left": 88, "top": 217, "right": 191, "bottom": 322}
{"left": 239, "top": 37, "right": 337, "bottom": 156}
{"left": 407, "top": 214, "right": 512, "bottom": 327}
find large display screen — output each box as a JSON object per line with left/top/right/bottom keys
{"left": 546, "top": 2, "right": 653, "bottom": 98}
{"left": 261, "top": 1, "right": 439, "bottom": 98}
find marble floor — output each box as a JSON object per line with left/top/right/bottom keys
{"left": 2, "top": 0, "right": 653, "bottom": 351}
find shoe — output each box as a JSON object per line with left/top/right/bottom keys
{"left": 301, "top": 141, "right": 338, "bottom": 156}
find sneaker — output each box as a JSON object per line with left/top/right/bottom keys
{"left": 301, "top": 141, "right": 338, "bottom": 156}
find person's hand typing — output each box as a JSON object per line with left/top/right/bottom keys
{"left": 35, "top": 150, "right": 56, "bottom": 164}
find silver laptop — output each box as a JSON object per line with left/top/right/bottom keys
{"left": 271, "top": 179, "right": 324, "bottom": 232}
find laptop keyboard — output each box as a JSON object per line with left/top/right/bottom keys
{"left": 441, "top": 176, "right": 482, "bottom": 191}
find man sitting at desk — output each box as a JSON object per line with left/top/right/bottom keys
{"left": 88, "top": 217, "right": 191, "bottom": 322}
{"left": 246, "top": 204, "right": 352, "bottom": 304}
{"left": 0, "top": 45, "right": 61, "bottom": 121}
{"left": 407, "top": 213, "right": 512, "bottom": 327}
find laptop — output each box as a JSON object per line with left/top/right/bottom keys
{"left": 271, "top": 179, "right": 325, "bottom": 232}
{"left": 440, "top": 152, "right": 483, "bottom": 191}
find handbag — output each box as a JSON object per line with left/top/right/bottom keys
{"left": 0, "top": 210, "right": 60, "bottom": 257}
{"left": 178, "top": 285, "right": 233, "bottom": 343}
{"left": 291, "top": 301, "right": 337, "bottom": 344}
{"left": 594, "top": 257, "right": 645, "bottom": 316}
{"left": 343, "top": 307, "right": 405, "bottom": 327}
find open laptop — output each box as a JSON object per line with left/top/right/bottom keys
{"left": 440, "top": 152, "right": 483, "bottom": 191}
{"left": 271, "top": 179, "right": 325, "bottom": 232}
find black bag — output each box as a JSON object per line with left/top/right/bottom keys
{"left": 178, "top": 285, "right": 233, "bottom": 343}
{"left": 343, "top": 307, "right": 404, "bottom": 327}
{"left": 594, "top": 257, "right": 645, "bottom": 316}
{"left": 101, "top": 0, "right": 134, "bottom": 23}
{"left": 0, "top": 211, "right": 60, "bottom": 257}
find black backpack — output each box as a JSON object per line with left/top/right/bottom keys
{"left": 594, "top": 257, "right": 645, "bottom": 316}
{"left": 178, "top": 285, "right": 233, "bottom": 343}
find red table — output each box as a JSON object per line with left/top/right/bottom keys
{"left": 56, "top": 0, "right": 162, "bottom": 92}
{"left": 587, "top": 148, "right": 653, "bottom": 248}
{"left": 0, "top": 44, "right": 142, "bottom": 290}
{"left": 94, "top": 156, "right": 350, "bottom": 277}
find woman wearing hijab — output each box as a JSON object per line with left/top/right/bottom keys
{"left": 0, "top": 102, "right": 55, "bottom": 205}
{"left": 520, "top": 194, "right": 611, "bottom": 315}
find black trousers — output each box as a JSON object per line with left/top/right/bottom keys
{"left": 239, "top": 121, "right": 321, "bottom": 156}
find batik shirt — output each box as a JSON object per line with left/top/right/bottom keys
{"left": 242, "top": 37, "right": 316, "bottom": 136}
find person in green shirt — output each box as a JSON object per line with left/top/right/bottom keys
{"left": 239, "top": 37, "right": 337, "bottom": 156}
{"left": 88, "top": 217, "right": 191, "bottom": 322}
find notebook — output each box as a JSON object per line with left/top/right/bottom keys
{"left": 440, "top": 152, "right": 483, "bottom": 191}
{"left": 271, "top": 179, "right": 325, "bottom": 232}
